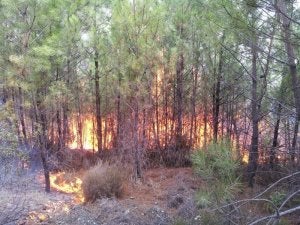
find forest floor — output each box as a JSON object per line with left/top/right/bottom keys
{"left": 1, "top": 167, "right": 202, "bottom": 225}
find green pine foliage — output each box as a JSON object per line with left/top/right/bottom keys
{"left": 192, "top": 140, "right": 241, "bottom": 206}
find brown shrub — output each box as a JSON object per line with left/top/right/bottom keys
{"left": 82, "top": 163, "right": 125, "bottom": 202}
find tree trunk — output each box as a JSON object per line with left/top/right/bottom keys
{"left": 190, "top": 66, "right": 198, "bottom": 147}
{"left": 276, "top": 0, "right": 300, "bottom": 163}
{"left": 155, "top": 71, "right": 161, "bottom": 149}
{"left": 56, "top": 110, "right": 62, "bottom": 150}
{"left": 35, "top": 91, "right": 50, "bottom": 193}
{"left": 291, "top": 120, "right": 299, "bottom": 162}
{"left": 270, "top": 103, "right": 282, "bottom": 168}
{"left": 116, "top": 73, "right": 121, "bottom": 149}
{"left": 94, "top": 51, "right": 102, "bottom": 153}
{"left": 248, "top": 38, "right": 259, "bottom": 188}
{"left": 62, "top": 105, "right": 69, "bottom": 148}
{"left": 18, "top": 87, "right": 27, "bottom": 146}
{"left": 175, "top": 53, "right": 184, "bottom": 149}
{"left": 133, "top": 99, "right": 142, "bottom": 179}
{"left": 213, "top": 35, "right": 224, "bottom": 143}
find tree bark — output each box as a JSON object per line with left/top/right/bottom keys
{"left": 270, "top": 103, "right": 282, "bottom": 168}
{"left": 133, "top": 98, "right": 142, "bottom": 179}
{"left": 35, "top": 91, "right": 50, "bottom": 193}
{"left": 213, "top": 35, "right": 224, "bottom": 143}
{"left": 175, "top": 53, "right": 184, "bottom": 149}
{"left": 94, "top": 51, "right": 102, "bottom": 153}
{"left": 18, "top": 87, "right": 27, "bottom": 146}
{"left": 276, "top": 0, "right": 300, "bottom": 163}
{"left": 248, "top": 38, "right": 259, "bottom": 188}
{"left": 56, "top": 110, "right": 62, "bottom": 150}
{"left": 190, "top": 66, "right": 198, "bottom": 147}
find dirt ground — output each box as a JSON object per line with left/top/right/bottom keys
{"left": 1, "top": 167, "right": 201, "bottom": 225}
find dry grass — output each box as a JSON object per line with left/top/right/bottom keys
{"left": 82, "top": 163, "right": 126, "bottom": 202}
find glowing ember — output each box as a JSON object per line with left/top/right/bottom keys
{"left": 242, "top": 153, "right": 249, "bottom": 164}
{"left": 28, "top": 212, "right": 48, "bottom": 222}
{"left": 50, "top": 172, "right": 84, "bottom": 203}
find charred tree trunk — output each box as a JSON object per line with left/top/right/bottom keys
{"left": 270, "top": 103, "right": 282, "bottom": 168}
{"left": 133, "top": 98, "right": 142, "bottom": 179}
{"left": 94, "top": 52, "right": 102, "bottom": 153}
{"left": 18, "top": 87, "right": 27, "bottom": 146}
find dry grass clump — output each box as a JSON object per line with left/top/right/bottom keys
{"left": 82, "top": 163, "right": 126, "bottom": 202}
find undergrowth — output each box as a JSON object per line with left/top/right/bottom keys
{"left": 82, "top": 162, "right": 126, "bottom": 202}
{"left": 192, "top": 139, "right": 241, "bottom": 223}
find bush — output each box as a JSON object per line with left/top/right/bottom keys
{"left": 192, "top": 140, "right": 239, "bottom": 183}
{"left": 82, "top": 163, "right": 126, "bottom": 202}
{"left": 192, "top": 139, "right": 241, "bottom": 205}
{"left": 263, "top": 190, "right": 286, "bottom": 213}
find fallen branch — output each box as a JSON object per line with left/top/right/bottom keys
{"left": 249, "top": 205, "right": 300, "bottom": 225}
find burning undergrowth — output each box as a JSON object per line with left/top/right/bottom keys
{"left": 47, "top": 163, "right": 127, "bottom": 204}
{"left": 49, "top": 171, "right": 84, "bottom": 203}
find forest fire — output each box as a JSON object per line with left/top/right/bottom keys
{"left": 49, "top": 172, "right": 84, "bottom": 203}
{"left": 68, "top": 114, "right": 114, "bottom": 150}
{"left": 65, "top": 111, "right": 214, "bottom": 151}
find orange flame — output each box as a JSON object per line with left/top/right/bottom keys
{"left": 242, "top": 153, "right": 249, "bottom": 164}
{"left": 68, "top": 114, "right": 114, "bottom": 150}
{"left": 50, "top": 172, "right": 84, "bottom": 203}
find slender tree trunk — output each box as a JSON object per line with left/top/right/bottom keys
{"left": 35, "top": 91, "right": 50, "bottom": 193}
{"left": 213, "top": 36, "right": 224, "bottom": 143}
{"left": 116, "top": 74, "right": 121, "bottom": 149}
{"left": 203, "top": 99, "right": 208, "bottom": 149}
{"left": 175, "top": 53, "right": 184, "bottom": 149}
{"left": 62, "top": 105, "right": 69, "bottom": 148}
{"left": 276, "top": 0, "right": 300, "bottom": 163}
{"left": 142, "top": 108, "right": 146, "bottom": 149}
{"left": 77, "top": 106, "right": 83, "bottom": 150}
{"left": 133, "top": 98, "right": 142, "bottom": 179}
{"left": 12, "top": 89, "right": 21, "bottom": 144}
{"left": 291, "top": 120, "right": 299, "bottom": 162}
{"left": 56, "top": 110, "right": 62, "bottom": 150}
{"left": 18, "top": 87, "right": 27, "bottom": 146}
{"left": 163, "top": 66, "right": 169, "bottom": 148}
{"left": 40, "top": 111, "right": 50, "bottom": 193}
{"left": 248, "top": 38, "right": 259, "bottom": 188}
{"left": 62, "top": 59, "right": 71, "bottom": 148}
{"left": 190, "top": 66, "right": 198, "bottom": 147}
{"left": 94, "top": 52, "right": 102, "bottom": 153}
{"left": 104, "top": 71, "right": 108, "bottom": 149}
{"left": 270, "top": 103, "right": 282, "bottom": 168}
{"left": 155, "top": 71, "right": 161, "bottom": 149}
